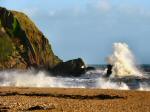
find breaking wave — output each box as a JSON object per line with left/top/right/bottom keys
{"left": 107, "top": 42, "right": 142, "bottom": 77}
{"left": 0, "top": 69, "right": 149, "bottom": 91}
{"left": 0, "top": 42, "right": 149, "bottom": 91}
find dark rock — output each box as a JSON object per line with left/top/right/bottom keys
{"left": 86, "top": 66, "right": 96, "bottom": 71}
{"left": 27, "top": 105, "right": 55, "bottom": 111}
{"left": 52, "top": 58, "right": 86, "bottom": 76}
{"left": 0, "top": 105, "right": 10, "bottom": 111}
{"left": 27, "top": 106, "right": 44, "bottom": 110}
{"left": 105, "top": 64, "right": 113, "bottom": 77}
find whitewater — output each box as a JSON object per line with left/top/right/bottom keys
{"left": 0, "top": 42, "right": 149, "bottom": 91}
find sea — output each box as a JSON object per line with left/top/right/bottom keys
{"left": 0, "top": 43, "right": 149, "bottom": 91}
{"left": 0, "top": 64, "right": 149, "bottom": 91}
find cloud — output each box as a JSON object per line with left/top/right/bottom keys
{"left": 118, "top": 4, "right": 150, "bottom": 17}
{"left": 3, "top": 0, "right": 150, "bottom": 64}
{"left": 49, "top": 11, "right": 56, "bottom": 17}
{"left": 96, "top": 0, "right": 111, "bottom": 12}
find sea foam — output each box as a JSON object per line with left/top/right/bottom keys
{"left": 107, "top": 42, "right": 142, "bottom": 77}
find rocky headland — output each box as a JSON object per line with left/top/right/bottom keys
{"left": 0, "top": 7, "right": 86, "bottom": 76}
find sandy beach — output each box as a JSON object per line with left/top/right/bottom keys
{"left": 0, "top": 87, "right": 149, "bottom": 112}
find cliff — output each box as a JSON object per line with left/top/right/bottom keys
{"left": 0, "top": 7, "right": 61, "bottom": 70}
{"left": 0, "top": 7, "right": 86, "bottom": 75}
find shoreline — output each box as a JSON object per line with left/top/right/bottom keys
{"left": 0, "top": 87, "right": 149, "bottom": 111}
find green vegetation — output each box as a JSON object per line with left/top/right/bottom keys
{"left": 12, "top": 18, "right": 20, "bottom": 36}
{"left": 0, "top": 7, "right": 62, "bottom": 69}
{"left": 0, "top": 20, "right": 1, "bottom": 27}
{"left": 0, "top": 36, "right": 14, "bottom": 61}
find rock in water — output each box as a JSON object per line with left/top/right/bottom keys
{"left": 0, "top": 7, "right": 86, "bottom": 75}
{"left": 86, "top": 66, "right": 96, "bottom": 71}
{"left": 52, "top": 58, "right": 86, "bottom": 76}
{"left": 106, "top": 64, "right": 113, "bottom": 77}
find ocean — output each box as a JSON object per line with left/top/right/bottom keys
{"left": 0, "top": 64, "right": 149, "bottom": 91}
{"left": 0, "top": 43, "right": 149, "bottom": 91}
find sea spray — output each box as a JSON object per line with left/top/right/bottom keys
{"left": 0, "top": 69, "right": 129, "bottom": 89}
{"left": 0, "top": 69, "right": 149, "bottom": 91}
{"left": 0, "top": 70, "right": 86, "bottom": 88}
{"left": 0, "top": 70, "right": 53, "bottom": 87}
{"left": 107, "top": 42, "right": 142, "bottom": 77}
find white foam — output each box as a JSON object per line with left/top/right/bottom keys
{"left": 96, "top": 78, "right": 129, "bottom": 90}
{"left": 0, "top": 69, "right": 149, "bottom": 91}
{"left": 0, "top": 70, "right": 87, "bottom": 88}
{"left": 107, "top": 42, "right": 142, "bottom": 77}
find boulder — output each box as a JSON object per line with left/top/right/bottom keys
{"left": 105, "top": 64, "right": 113, "bottom": 77}
{"left": 86, "top": 66, "right": 96, "bottom": 71}
{"left": 52, "top": 58, "right": 86, "bottom": 76}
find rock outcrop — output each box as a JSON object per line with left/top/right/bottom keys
{"left": 106, "top": 64, "right": 113, "bottom": 77}
{"left": 52, "top": 58, "right": 86, "bottom": 76}
{"left": 0, "top": 7, "right": 86, "bottom": 75}
{"left": 0, "top": 7, "right": 61, "bottom": 70}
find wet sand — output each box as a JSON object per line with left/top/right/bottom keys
{"left": 0, "top": 87, "right": 149, "bottom": 112}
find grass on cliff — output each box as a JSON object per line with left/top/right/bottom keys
{"left": 1, "top": 10, "right": 61, "bottom": 67}
{"left": 0, "top": 34, "right": 14, "bottom": 61}
{"left": 0, "top": 19, "right": 13, "bottom": 61}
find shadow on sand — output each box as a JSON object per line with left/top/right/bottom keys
{"left": 0, "top": 91, "right": 125, "bottom": 100}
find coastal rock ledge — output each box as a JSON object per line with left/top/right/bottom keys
{"left": 0, "top": 7, "right": 86, "bottom": 75}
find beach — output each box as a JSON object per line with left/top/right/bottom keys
{"left": 0, "top": 87, "right": 149, "bottom": 112}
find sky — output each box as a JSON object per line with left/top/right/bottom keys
{"left": 0, "top": 0, "right": 150, "bottom": 64}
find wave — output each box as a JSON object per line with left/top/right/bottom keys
{"left": 0, "top": 69, "right": 149, "bottom": 91}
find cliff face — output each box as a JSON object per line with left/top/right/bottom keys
{"left": 0, "top": 7, "right": 61, "bottom": 70}
{"left": 0, "top": 7, "right": 86, "bottom": 75}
